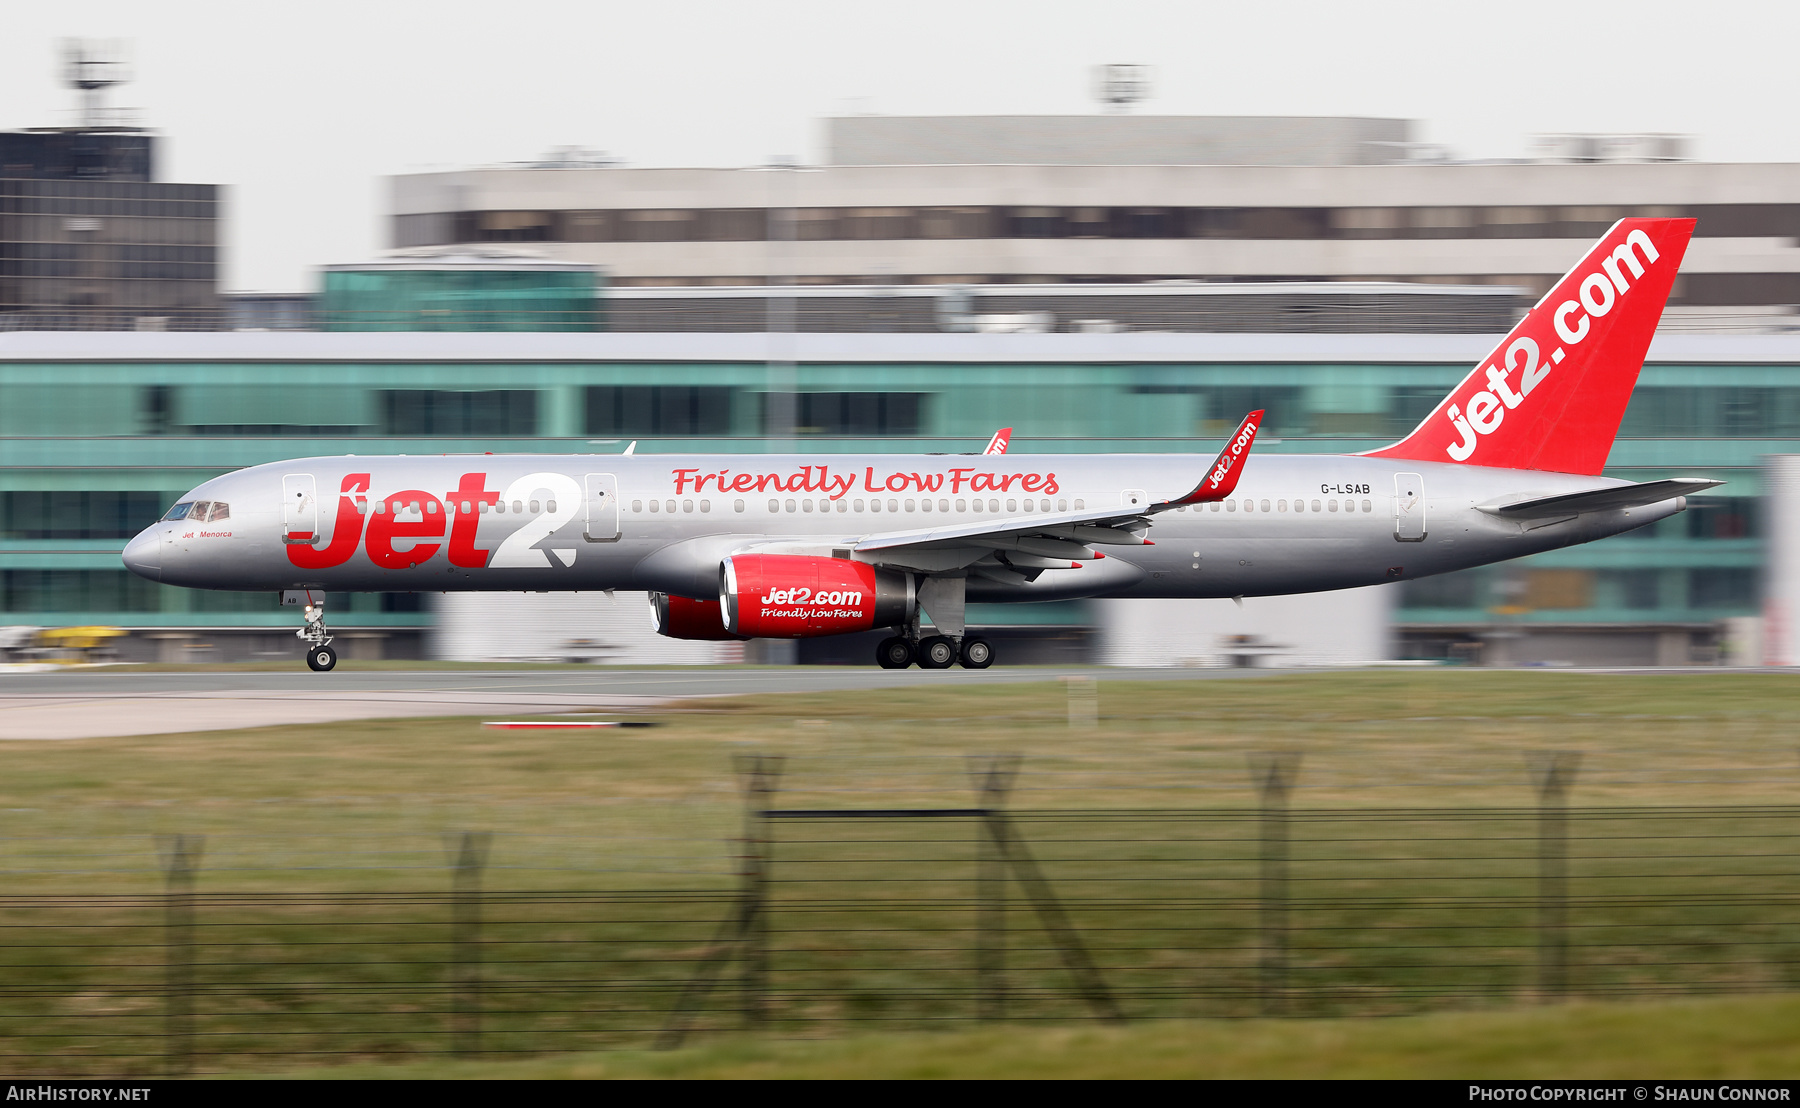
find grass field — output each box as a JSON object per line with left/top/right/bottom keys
{"left": 263, "top": 993, "right": 1800, "bottom": 1080}
{"left": 1, "top": 670, "right": 1798, "bottom": 1076}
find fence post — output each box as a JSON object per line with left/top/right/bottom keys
{"left": 155, "top": 834, "right": 204, "bottom": 1078}
{"left": 1251, "top": 753, "right": 1300, "bottom": 1017}
{"left": 1063, "top": 676, "right": 1098, "bottom": 730}
{"left": 1528, "top": 752, "right": 1580, "bottom": 1001}
{"left": 970, "top": 755, "right": 1020, "bottom": 1022}
{"left": 734, "top": 753, "right": 783, "bottom": 1027}
{"left": 445, "top": 831, "right": 492, "bottom": 1058}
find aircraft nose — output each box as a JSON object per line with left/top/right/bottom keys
{"left": 121, "top": 529, "right": 161, "bottom": 582}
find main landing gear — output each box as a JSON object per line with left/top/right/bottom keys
{"left": 298, "top": 601, "right": 337, "bottom": 672}
{"left": 874, "top": 633, "right": 994, "bottom": 670}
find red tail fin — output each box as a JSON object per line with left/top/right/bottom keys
{"left": 1368, "top": 218, "right": 1693, "bottom": 476}
{"left": 983, "top": 427, "right": 1012, "bottom": 455}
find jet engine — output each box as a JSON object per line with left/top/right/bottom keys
{"left": 721, "top": 554, "right": 914, "bottom": 638}
{"left": 648, "top": 593, "right": 746, "bottom": 640}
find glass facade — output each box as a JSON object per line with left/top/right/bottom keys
{"left": 0, "top": 339, "right": 1778, "bottom": 642}
{"left": 319, "top": 267, "right": 601, "bottom": 331}
{"left": 0, "top": 178, "right": 219, "bottom": 328}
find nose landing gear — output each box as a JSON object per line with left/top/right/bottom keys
{"left": 297, "top": 601, "right": 337, "bottom": 672}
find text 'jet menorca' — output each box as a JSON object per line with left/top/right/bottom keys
{"left": 123, "top": 219, "right": 1716, "bottom": 671}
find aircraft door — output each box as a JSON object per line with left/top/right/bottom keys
{"left": 1393, "top": 472, "right": 1427, "bottom": 542}
{"left": 584, "top": 473, "right": 620, "bottom": 542}
{"left": 282, "top": 474, "right": 319, "bottom": 545}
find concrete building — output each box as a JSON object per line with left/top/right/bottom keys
{"left": 0, "top": 48, "right": 221, "bottom": 332}
{"left": 388, "top": 115, "right": 1800, "bottom": 326}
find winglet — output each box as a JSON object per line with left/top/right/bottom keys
{"left": 1162, "top": 410, "right": 1264, "bottom": 506}
{"left": 983, "top": 428, "right": 1012, "bottom": 455}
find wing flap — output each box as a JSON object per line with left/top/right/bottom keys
{"left": 853, "top": 505, "right": 1152, "bottom": 554}
{"left": 1479, "top": 478, "right": 1723, "bottom": 519}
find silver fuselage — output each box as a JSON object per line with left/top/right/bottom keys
{"left": 120, "top": 452, "right": 1677, "bottom": 604}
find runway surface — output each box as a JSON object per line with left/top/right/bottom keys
{"left": 0, "top": 665, "right": 1252, "bottom": 740}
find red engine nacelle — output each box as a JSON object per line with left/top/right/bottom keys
{"left": 721, "top": 554, "right": 914, "bottom": 638}
{"left": 648, "top": 593, "right": 746, "bottom": 640}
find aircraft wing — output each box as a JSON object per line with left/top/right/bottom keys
{"left": 855, "top": 409, "right": 1263, "bottom": 559}
{"left": 853, "top": 502, "right": 1155, "bottom": 556}
{"left": 1478, "top": 478, "right": 1723, "bottom": 520}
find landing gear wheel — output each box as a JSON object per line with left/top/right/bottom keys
{"left": 959, "top": 638, "right": 994, "bottom": 669}
{"left": 306, "top": 645, "right": 338, "bottom": 672}
{"left": 875, "top": 636, "right": 915, "bottom": 669}
{"left": 918, "top": 635, "right": 957, "bottom": 669}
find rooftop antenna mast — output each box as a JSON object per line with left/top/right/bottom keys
{"left": 61, "top": 39, "right": 133, "bottom": 130}
{"left": 1093, "top": 64, "right": 1151, "bottom": 114}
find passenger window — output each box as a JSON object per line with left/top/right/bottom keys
{"left": 649, "top": 500, "right": 659, "bottom": 513}
{"left": 1074, "top": 499, "right": 1085, "bottom": 510}
{"left": 767, "top": 499, "right": 779, "bottom": 512}
{"left": 357, "top": 500, "right": 368, "bottom": 514}
{"left": 1006, "top": 499, "right": 1016, "bottom": 512}
{"left": 1227, "top": 500, "right": 1236, "bottom": 512}
{"left": 373, "top": 501, "right": 386, "bottom": 514}
{"left": 1210, "top": 502, "right": 1220, "bottom": 512}
{"left": 461, "top": 501, "right": 472, "bottom": 514}
{"left": 427, "top": 501, "right": 439, "bottom": 514}
{"left": 943, "top": 500, "right": 952, "bottom": 512}
{"left": 836, "top": 500, "right": 847, "bottom": 513}
{"left": 1362, "top": 499, "right": 1372, "bottom": 513}
{"left": 972, "top": 499, "right": 983, "bottom": 512}
{"left": 956, "top": 499, "right": 967, "bottom": 512}
{"left": 1057, "top": 499, "right": 1068, "bottom": 512}
{"left": 629, "top": 501, "right": 640, "bottom": 513}
{"left": 529, "top": 500, "right": 540, "bottom": 513}
{"left": 700, "top": 500, "right": 710, "bottom": 512}
{"left": 802, "top": 500, "right": 813, "bottom": 512}
{"left": 785, "top": 499, "right": 796, "bottom": 512}
{"left": 684, "top": 500, "right": 694, "bottom": 513}
{"left": 547, "top": 500, "right": 557, "bottom": 513}
{"left": 734, "top": 499, "right": 745, "bottom": 512}
{"left": 871, "top": 500, "right": 881, "bottom": 512}
{"left": 1278, "top": 500, "right": 1287, "bottom": 513}
{"left": 921, "top": 499, "right": 932, "bottom": 512}
{"left": 904, "top": 499, "right": 915, "bottom": 512}
{"left": 1312, "top": 500, "right": 1322, "bottom": 512}
{"left": 854, "top": 499, "right": 865, "bottom": 511}
{"left": 1330, "top": 499, "right": 1339, "bottom": 512}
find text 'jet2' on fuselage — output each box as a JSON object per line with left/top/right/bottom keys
{"left": 123, "top": 219, "right": 1715, "bottom": 672}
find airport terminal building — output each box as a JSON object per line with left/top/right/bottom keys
{"left": 0, "top": 328, "right": 1772, "bottom": 666}
{"left": 2, "top": 113, "right": 1794, "bottom": 666}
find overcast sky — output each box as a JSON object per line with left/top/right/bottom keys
{"left": 4, "top": 0, "right": 1795, "bottom": 292}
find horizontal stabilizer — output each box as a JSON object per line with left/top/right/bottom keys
{"left": 1479, "top": 478, "right": 1722, "bottom": 520}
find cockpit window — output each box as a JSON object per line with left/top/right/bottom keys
{"left": 163, "top": 502, "right": 195, "bottom": 521}
{"left": 206, "top": 502, "right": 229, "bottom": 522}
{"left": 190, "top": 502, "right": 229, "bottom": 522}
